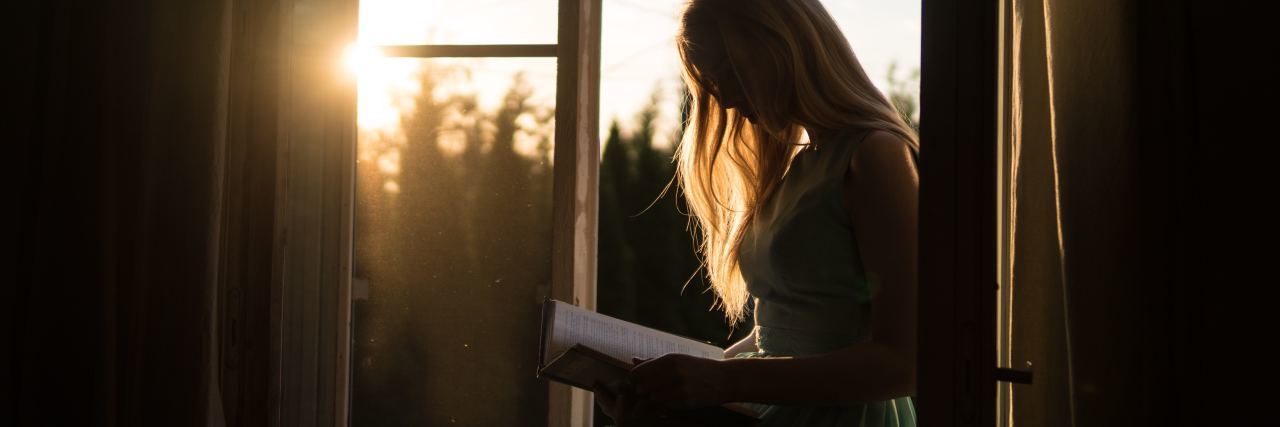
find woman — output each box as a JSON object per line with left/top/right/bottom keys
{"left": 592, "top": 0, "right": 920, "bottom": 425}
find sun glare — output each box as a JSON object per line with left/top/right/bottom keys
{"left": 351, "top": 0, "right": 443, "bottom": 133}
{"left": 348, "top": 45, "right": 421, "bottom": 133}
{"left": 344, "top": 44, "right": 381, "bottom": 76}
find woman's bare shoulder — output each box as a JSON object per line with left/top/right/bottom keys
{"left": 849, "top": 129, "right": 915, "bottom": 176}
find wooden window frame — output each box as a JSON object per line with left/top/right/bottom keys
{"left": 251, "top": 0, "right": 1006, "bottom": 425}
{"left": 994, "top": 0, "right": 1016, "bottom": 424}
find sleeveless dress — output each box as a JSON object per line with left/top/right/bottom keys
{"left": 731, "top": 126, "right": 919, "bottom": 426}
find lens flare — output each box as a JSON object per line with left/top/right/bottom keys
{"left": 344, "top": 43, "right": 381, "bottom": 76}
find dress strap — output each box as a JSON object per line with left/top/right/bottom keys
{"left": 822, "top": 127, "right": 876, "bottom": 181}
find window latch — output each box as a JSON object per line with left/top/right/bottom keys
{"left": 994, "top": 362, "right": 1033, "bottom": 384}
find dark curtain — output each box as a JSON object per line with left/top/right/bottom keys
{"left": 1006, "top": 0, "right": 1272, "bottom": 425}
{"left": 11, "top": 0, "right": 235, "bottom": 424}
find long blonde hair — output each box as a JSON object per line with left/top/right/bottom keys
{"left": 675, "top": 0, "right": 920, "bottom": 326}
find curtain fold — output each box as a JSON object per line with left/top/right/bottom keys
{"left": 1005, "top": 0, "right": 1209, "bottom": 425}
{"left": 1007, "top": 0, "right": 1075, "bottom": 424}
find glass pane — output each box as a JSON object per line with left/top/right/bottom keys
{"left": 352, "top": 57, "right": 557, "bottom": 425}
{"left": 358, "top": 0, "right": 558, "bottom": 46}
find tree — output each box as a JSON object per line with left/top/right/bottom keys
{"left": 886, "top": 59, "right": 921, "bottom": 132}
{"left": 597, "top": 83, "right": 748, "bottom": 346}
{"left": 353, "top": 64, "right": 556, "bottom": 426}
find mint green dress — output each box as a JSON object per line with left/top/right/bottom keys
{"left": 732, "top": 127, "right": 918, "bottom": 426}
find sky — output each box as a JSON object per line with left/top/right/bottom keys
{"left": 352, "top": 0, "right": 921, "bottom": 149}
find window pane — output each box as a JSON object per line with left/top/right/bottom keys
{"left": 352, "top": 57, "right": 557, "bottom": 425}
{"left": 358, "top": 0, "right": 558, "bottom": 46}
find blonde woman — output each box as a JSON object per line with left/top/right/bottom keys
{"left": 592, "top": 0, "right": 920, "bottom": 425}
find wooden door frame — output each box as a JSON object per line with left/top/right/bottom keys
{"left": 918, "top": 0, "right": 1000, "bottom": 425}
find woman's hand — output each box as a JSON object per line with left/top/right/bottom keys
{"left": 628, "top": 354, "right": 733, "bottom": 411}
{"left": 593, "top": 379, "right": 670, "bottom": 427}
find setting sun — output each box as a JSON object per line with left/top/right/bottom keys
{"left": 345, "top": 42, "right": 421, "bottom": 132}
{"left": 344, "top": 44, "right": 380, "bottom": 76}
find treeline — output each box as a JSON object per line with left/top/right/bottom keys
{"left": 350, "top": 60, "right": 918, "bottom": 426}
{"left": 597, "top": 86, "right": 749, "bottom": 348}
{"left": 352, "top": 64, "right": 557, "bottom": 426}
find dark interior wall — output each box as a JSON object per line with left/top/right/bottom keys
{"left": 1156, "top": 2, "right": 1276, "bottom": 422}
{"left": 12, "top": 0, "right": 231, "bottom": 424}
{"left": 1124, "top": 1, "right": 1274, "bottom": 423}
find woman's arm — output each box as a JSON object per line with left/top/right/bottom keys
{"left": 723, "top": 327, "right": 758, "bottom": 358}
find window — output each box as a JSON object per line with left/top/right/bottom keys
{"left": 343, "top": 0, "right": 601, "bottom": 425}
{"left": 267, "top": 0, "right": 1000, "bottom": 425}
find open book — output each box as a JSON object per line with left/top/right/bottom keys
{"left": 536, "top": 298, "right": 762, "bottom": 425}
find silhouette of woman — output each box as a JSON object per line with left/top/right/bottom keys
{"left": 593, "top": 0, "right": 921, "bottom": 425}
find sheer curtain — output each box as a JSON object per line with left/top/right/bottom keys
{"left": 1004, "top": 0, "right": 1173, "bottom": 425}
{"left": 988, "top": 0, "right": 1269, "bottom": 421}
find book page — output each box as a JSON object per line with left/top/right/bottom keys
{"left": 544, "top": 300, "right": 722, "bottom": 364}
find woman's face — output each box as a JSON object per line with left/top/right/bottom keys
{"left": 686, "top": 29, "right": 756, "bottom": 121}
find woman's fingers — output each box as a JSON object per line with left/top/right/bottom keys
{"left": 630, "top": 358, "right": 680, "bottom": 396}
{"left": 587, "top": 379, "right": 671, "bottom": 427}
{"left": 614, "top": 388, "right": 629, "bottom": 416}
{"left": 632, "top": 373, "right": 679, "bottom": 393}
{"left": 629, "top": 353, "right": 730, "bottom": 411}
{"left": 630, "top": 357, "right": 679, "bottom": 410}
{"left": 593, "top": 382, "right": 616, "bottom": 400}
{"left": 593, "top": 381, "right": 619, "bottom": 419}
